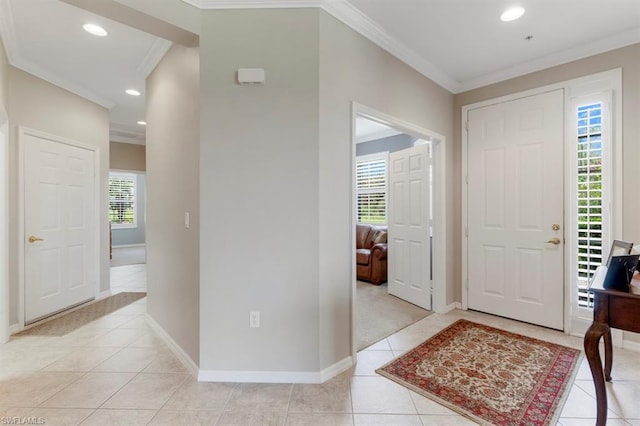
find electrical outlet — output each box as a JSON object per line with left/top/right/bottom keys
{"left": 250, "top": 311, "right": 260, "bottom": 328}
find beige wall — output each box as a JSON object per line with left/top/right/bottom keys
{"left": 199, "top": 8, "right": 321, "bottom": 373}
{"left": 7, "top": 67, "right": 110, "bottom": 325}
{"left": 318, "top": 11, "right": 455, "bottom": 368}
{"left": 110, "top": 141, "right": 146, "bottom": 172}
{"left": 0, "top": 38, "right": 9, "bottom": 341}
{"left": 146, "top": 44, "right": 200, "bottom": 363}
{"left": 454, "top": 43, "right": 640, "bottom": 303}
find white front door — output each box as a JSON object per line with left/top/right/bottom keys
{"left": 23, "top": 130, "right": 97, "bottom": 323}
{"left": 466, "top": 90, "right": 564, "bottom": 330}
{"left": 388, "top": 144, "right": 431, "bottom": 310}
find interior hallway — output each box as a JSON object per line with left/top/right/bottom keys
{"left": 0, "top": 265, "right": 639, "bottom": 425}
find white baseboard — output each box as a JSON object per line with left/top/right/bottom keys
{"left": 97, "top": 290, "right": 112, "bottom": 300}
{"left": 199, "top": 355, "right": 355, "bottom": 384}
{"left": 112, "top": 243, "right": 146, "bottom": 249}
{"left": 145, "top": 314, "right": 199, "bottom": 377}
{"left": 437, "top": 302, "right": 461, "bottom": 314}
{"left": 9, "top": 323, "right": 21, "bottom": 334}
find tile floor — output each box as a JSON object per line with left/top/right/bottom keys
{"left": 1, "top": 266, "right": 639, "bottom": 425}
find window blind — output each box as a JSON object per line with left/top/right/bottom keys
{"left": 356, "top": 155, "right": 387, "bottom": 224}
{"left": 109, "top": 173, "right": 136, "bottom": 227}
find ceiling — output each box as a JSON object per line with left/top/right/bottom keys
{"left": 1, "top": 0, "right": 639, "bottom": 145}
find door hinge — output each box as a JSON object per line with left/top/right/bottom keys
{"left": 465, "top": 227, "right": 468, "bottom": 238}
{"left": 465, "top": 121, "right": 468, "bottom": 132}
{"left": 465, "top": 279, "right": 469, "bottom": 290}
{"left": 465, "top": 174, "right": 468, "bottom": 184}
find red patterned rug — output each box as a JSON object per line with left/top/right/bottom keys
{"left": 376, "top": 319, "right": 581, "bottom": 425}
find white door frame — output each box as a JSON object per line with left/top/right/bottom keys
{"left": 0, "top": 106, "right": 8, "bottom": 343}
{"left": 351, "top": 102, "right": 447, "bottom": 357}
{"left": 461, "top": 69, "right": 623, "bottom": 335}
{"left": 17, "top": 126, "right": 101, "bottom": 329}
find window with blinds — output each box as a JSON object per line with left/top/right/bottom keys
{"left": 109, "top": 173, "right": 137, "bottom": 228}
{"left": 356, "top": 154, "right": 387, "bottom": 224}
{"left": 576, "top": 103, "right": 603, "bottom": 308}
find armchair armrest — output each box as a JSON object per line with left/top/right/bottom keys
{"left": 371, "top": 243, "right": 388, "bottom": 260}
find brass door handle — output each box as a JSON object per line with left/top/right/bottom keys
{"left": 546, "top": 237, "right": 561, "bottom": 245}
{"left": 28, "top": 236, "right": 44, "bottom": 243}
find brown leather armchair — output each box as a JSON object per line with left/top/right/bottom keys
{"left": 356, "top": 224, "right": 388, "bottom": 285}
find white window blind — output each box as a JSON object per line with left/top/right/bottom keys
{"left": 109, "top": 173, "right": 137, "bottom": 228}
{"left": 356, "top": 155, "right": 387, "bottom": 224}
{"left": 576, "top": 103, "right": 603, "bottom": 308}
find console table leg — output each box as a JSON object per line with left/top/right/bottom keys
{"left": 585, "top": 323, "right": 609, "bottom": 426}
{"left": 604, "top": 329, "right": 613, "bottom": 381}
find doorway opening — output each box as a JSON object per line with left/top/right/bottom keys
{"left": 351, "top": 103, "right": 446, "bottom": 355}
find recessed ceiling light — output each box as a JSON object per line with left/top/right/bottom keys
{"left": 500, "top": 7, "right": 525, "bottom": 22}
{"left": 137, "top": 121, "right": 147, "bottom": 126}
{"left": 126, "top": 89, "right": 141, "bottom": 96}
{"left": 83, "top": 23, "right": 107, "bottom": 37}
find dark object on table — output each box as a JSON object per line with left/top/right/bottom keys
{"left": 602, "top": 254, "right": 639, "bottom": 292}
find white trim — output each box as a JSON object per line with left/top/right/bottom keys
{"left": 351, "top": 102, "right": 448, "bottom": 356}
{"left": 198, "top": 356, "right": 353, "bottom": 384}
{"left": 18, "top": 126, "right": 101, "bottom": 327}
{"left": 179, "top": 1, "right": 639, "bottom": 94}
{"left": 457, "top": 28, "right": 640, "bottom": 93}
{"left": 441, "top": 302, "right": 461, "bottom": 314}
{"left": 622, "top": 338, "right": 640, "bottom": 353}
{"left": 137, "top": 39, "right": 173, "bottom": 79}
{"left": 182, "top": 0, "right": 320, "bottom": 8}
{"left": 319, "top": 1, "right": 458, "bottom": 93}
{"left": 0, "top": 111, "right": 8, "bottom": 344}
{"left": 461, "top": 69, "right": 623, "bottom": 335}
{"left": 146, "top": 314, "right": 199, "bottom": 377}
{"left": 112, "top": 243, "right": 146, "bottom": 249}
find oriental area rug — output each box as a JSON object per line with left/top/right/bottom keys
{"left": 376, "top": 319, "right": 581, "bottom": 426}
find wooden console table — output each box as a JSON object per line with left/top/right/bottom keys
{"left": 584, "top": 285, "right": 640, "bottom": 425}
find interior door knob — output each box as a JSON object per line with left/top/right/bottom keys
{"left": 28, "top": 236, "right": 44, "bottom": 243}
{"left": 546, "top": 237, "right": 561, "bottom": 245}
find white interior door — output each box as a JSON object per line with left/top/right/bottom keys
{"left": 23, "top": 131, "right": 97, "bottom": 323}
{"left": 466, "top": 90, "right": 564, "bottom": 330}
{"left": 388, "top": 144, "right": 431, "bottom": 310}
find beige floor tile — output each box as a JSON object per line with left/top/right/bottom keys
{"left": 353, "top": 414, "right": 422, "bottom": 425}
{"left": 143, "top": 350, "right": 189, "bottom": 373}
{"left": 558, "top": 419, "right": 629, "bottom": 426}
{"left": 91, "top": 347, "right": 159, "bottom": 373}
{"left": 148, "top": 410, "right": 219, "bottom": 425}
{"left": 354, "top": 351, "right": 395, "bottom": 376}
{"left": 576, "top": 379, "right": 640, "bottom": 419}
{"left": 559, "top": 383, "right": 620, "bottom": 419}
{"left": 215, "top": 411, "right": 286, "bottom": 426}
{"left": 102, "top": 373, "right": 188, "bottom": 409}
{"left": 289, "top": 375, "right": 352, "bottom": 413}
{"left": 224, "top": 383, "right": 293, "bottom": 413}
{"left": 128, "top": 332, "right": 168, "bottom": 348}
{"left": 363, "top": 339, "right": 391, "bottom": 351}
{"left": 409, "top": 391, "right": 461, "bottom": 416}
{"left": 116, "top": 316, "right": 149, "bottom": 330}
{"left": 350, "top": 376, "right": 416, "bottom": 415}
{"left": 85, "top": 328, "right": 146, "bottom": 347}
{"left": 0, "top": 347, "right": 71, "bottom": 372}
{"left": 40, "top": 372, "right": 136, "bottom": 408}
{"left": 0, "top": 372, "right": 83, "bottom": 407}
{"left": 25, "top": 407, "right": 94, "bottom": 426}
{"left": 162, "top": 380, "right": 237, "bottom": 411}
{"left": 86, "top": 314, "right": 135, "bottom": 329}
{"left": 79, "top": 408, "right": 157, "bottom": 425}
{"left": 46, "top": 328, "right": 111, "bottom": 348}
{"left": 42, "top": 347, "right": 122, "bottom": 372}
{"left": 286, "top": 413, "right": 353, "bottom": 425}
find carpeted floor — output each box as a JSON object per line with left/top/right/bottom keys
{"left": 16, "top": 292, "right": 147, "bottom": 336}
{"left": 357, "top": 280, "right": 431, "bottom": 350}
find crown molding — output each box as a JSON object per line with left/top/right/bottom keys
{"left": 181, "top": 0, "right": 320, "bottom": 8}
{"left": 456, "top": 27, "right": 640, "bottom": 93}
{"left": 0, "top": 0, "right": 18, "bottom": 64}
{"left": 319, "top": 0, "right": 458, "bottom": 93}
{"left": 137, "top": 38, "right": 173, "bottom": 78}
{"left": 0, "top": 0, "right": 116, "bottom": 109}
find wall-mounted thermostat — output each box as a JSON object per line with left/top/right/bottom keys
{"left": 237, "top": 68, "right": 266, "bottom": 85}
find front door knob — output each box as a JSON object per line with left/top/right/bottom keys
{"left": 28, "top": 236, "right": 44, "bottom": 243}
{"left": 546, "top": 237, "right": 561, "bottom": 245}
